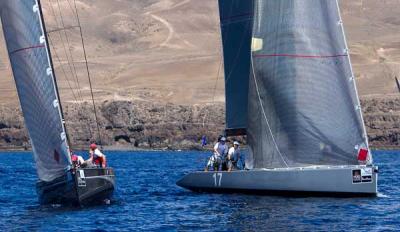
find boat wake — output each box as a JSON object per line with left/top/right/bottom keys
{"left": 377, "top": 192, "right": 389, "bottom": 198}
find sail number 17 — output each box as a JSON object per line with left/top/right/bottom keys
{"left": 213, "top": 173, "right": 223, "bottom": 187}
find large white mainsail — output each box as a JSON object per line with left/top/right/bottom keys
{"left": 248, "top": 0, "right": 369, "bottom": 168}
{"left": 0, "top": 0, "right": 71, "bottom": 182}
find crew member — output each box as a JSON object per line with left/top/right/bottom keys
{"left": 205, "top": 136, "right": 228, "bottom": 171}
{"left": 71, "top": 151, "right": 84, "bottom": 168}
{"left": 88, "top": 143, "right": 107, "bottom": 168}
{"left": 227, "top": 141, "right": 240, "bottom": 171}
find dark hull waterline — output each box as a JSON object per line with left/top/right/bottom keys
{"left": 180, "top": 187, "right": 377, "bottom": 198}
{"left": 36, "top": 167, "right": 115, "bottom": 206}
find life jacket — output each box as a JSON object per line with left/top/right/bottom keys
{"left": 93, "top": 154, "right": 102, "bottom": 165}
{"left": 93, "top": 153, "right": 106, "bottom": 167}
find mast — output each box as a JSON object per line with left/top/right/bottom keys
{"left": 36, "top": 0, "right": 72, "bottom": 155}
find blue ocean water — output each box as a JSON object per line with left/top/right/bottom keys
{"left": 0, "top": 150, "right": 399, "bottom": 231}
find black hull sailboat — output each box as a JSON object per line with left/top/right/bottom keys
{"left": 37, "top": 168, "right": 115, "bottom": 205}
{"left": 1, "top": 0, "right": 115, "bottom": 205}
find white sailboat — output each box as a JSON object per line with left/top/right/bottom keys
{"left": 0, "top": 0, "right": 115, "bottom": 205}
{"left": 177, "top": 0, "right": 378, "bottom": 196}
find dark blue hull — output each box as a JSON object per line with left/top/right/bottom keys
{"left": 36, "top": 168, "right": 115, "bottom": 206}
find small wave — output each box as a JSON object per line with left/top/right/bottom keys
{"left": 377, "top": 192, "right": 389, "bottom": 198}
{"left": 51, "top": 204, "right": 63, "bottom": 209}
{"left": 1, "top": 151, "right": 399, "bottom": 231}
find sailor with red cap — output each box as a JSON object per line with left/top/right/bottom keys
{"left": 88, "top": 143, "right": 107, "bottom": 168}
{"left": 71, "top": 151, "right": 84, "bottom": 167}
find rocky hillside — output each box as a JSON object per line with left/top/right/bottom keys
{"left": 362, "top": 95, "right": 400, "bottom": 148}
{"left": 1, "top": 96, "right": 400, "bottom": 150}
{"left": 0, "top": 100, "right": 225, "bottom": 151}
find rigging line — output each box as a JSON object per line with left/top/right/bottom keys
{"left": 202, "top": 4, "right": 225, "bottom": 128}
{"left": 65, "top": 0, "right": 77, "bottom": 15}
{"left": 203, "top": 3, "right": 233, "bottom": 127}
{"left": 48, "top": 35, "right": 79, "bottom": 103}
{"left": 57, "top": 0, "right": 93, "bottom": 142}
{"left": 47, "top": 0, "right": 83, "bottom": 102}
{"left": 202, "top": 52, "right": 223, "bottom": 127}
{"left": 47, "top": 25, "right": 80, "bottom": 33}
{"left": 54, "top": 0, "right": 84, "bottom": 102}
{"left": 212, "top": 55, "right": 223, "bottom": 104}
{"left": 250, "top": 52, "right": 289, "bottom": 168}
{"left": 72, "top": 0, "right": 104, "bottom": 148}
{"left": 47, "top": 1, "right": 82, "bottom": 103}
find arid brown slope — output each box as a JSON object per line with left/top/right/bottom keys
{"left": 0, "top": 0, "right": 222, "bottom": 106}
{"left": 1, "top": 0, "right": 399, "bottom": 105}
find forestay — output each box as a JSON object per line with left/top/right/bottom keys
{"left": 0, "top": 0, "right": 71, "bottom": 181}
{"left": 218, "top": 0, "right": 253, "bottom": 134}
{"left": 247, "top": 0, "right": 369, "bottom": 169}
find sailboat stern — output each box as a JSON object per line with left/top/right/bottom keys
{"left": 36, "top": 167, "right": 116, "bottom": 205}
{"left": 74, "top": 168, "right": 115, "bottom": 205}
{"left": 36, "top": 172, "right": 79, "bottom": 205}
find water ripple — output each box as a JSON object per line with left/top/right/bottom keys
{"left": 0, "top": 151, "right": 399, "bottom": 231}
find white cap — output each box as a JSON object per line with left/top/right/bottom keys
{"left": 234, "top": 141, "right": 239, "bottom": 146}
{"left": 220, "top": 137, "right": 226, "bottom": 141}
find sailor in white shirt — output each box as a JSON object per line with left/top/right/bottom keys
{"left": 214, "top": 137, "right": 228, "bottom": 169}
{"left": 88, "top": 143, "right": 107, "bottom": 168}
{"left": 227, "top": 141, "right": 240, "bottom": 171}
{"left": 205, "top": 136, "right": 228, "bottom": 171}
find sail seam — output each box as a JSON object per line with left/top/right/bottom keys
{"left": 10, "top": 45, "right": 45, "bottom": 55}
{"left": 221, "top": 12, "right": 253, "bottom": 24}
{"left": 250, "top": 54, "right": 289, "bottom": 168}
{"left": 254, "top": 54, "right": 347, "bottom": 59}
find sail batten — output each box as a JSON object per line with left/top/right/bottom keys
{"left": 1, "top": 0, "right": 71, "bottom": 182}
{"left": 247, "top": 0, "right": 368, "bottom": 169}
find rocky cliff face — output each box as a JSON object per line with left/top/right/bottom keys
{"left": 0, "top": 106, "right": 29, "bottom": 150}
{"left": 362, "top": 96, "right": 400, "bottom": 148}
{"left": 1, "top": 97, "right": 400, "bottom": 150}
{"left": 0, "top": 100, "right": 225, "bottom": 151}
